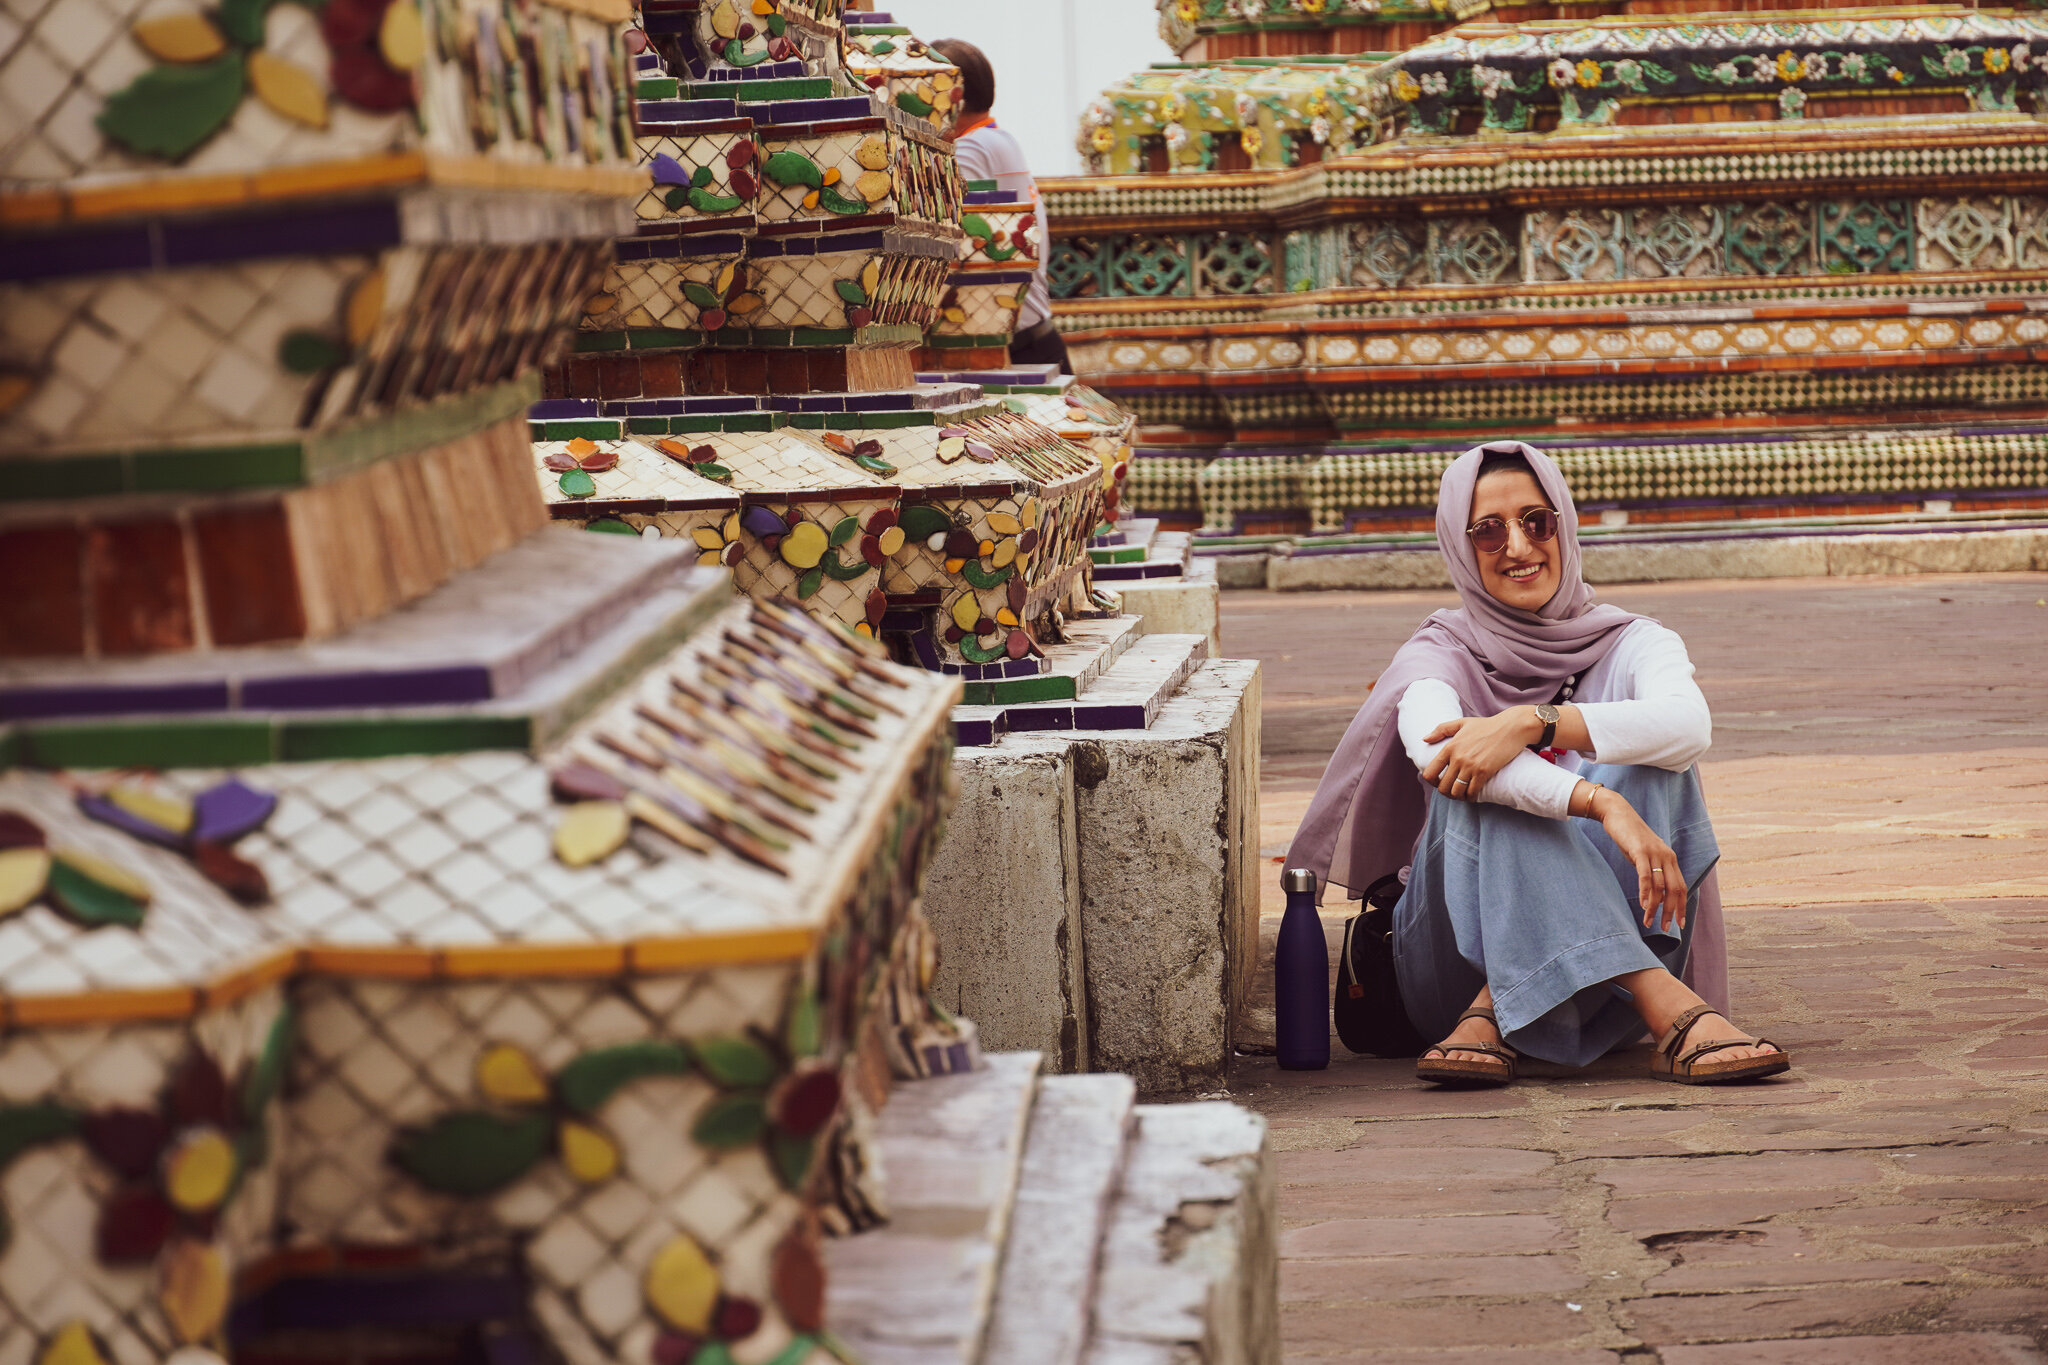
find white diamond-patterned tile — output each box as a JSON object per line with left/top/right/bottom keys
{"left": 0, "top": 257, "right": 358, "bottom": 455}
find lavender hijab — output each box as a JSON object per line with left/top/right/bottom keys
{"left": 1285, "top": 441, "right": 1729, "bottom": 1013}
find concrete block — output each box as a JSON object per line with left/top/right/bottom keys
{"left": 924, "top": 739, "right": 1088, "bottom": 1069}
{"left": 1824, "top": 529, "right": 2048, "bottom": 577}
{"left": 1069, "top": 659, "right": 1262, "bottom": 1094}
{"left": 1207, "top": 552, "right": 1271, "bottom": 590}
{"left": 1584, "top": 536, "right": 1831, "bottom": 583}
{"left": 823, "top": 1052, "right": 1043, "bottom": 1364}
{"left": 1086, "top": 1101, "right": 1279, "bottom": 1365}
{"left": 1267, "top": 549, "right": 1451, "bottom": 591}
{"left": 1115, "top": 569, "right": 1221, "bottom": 658}
{"left": 984, "top": 1073, "right": 1138, "bottom": 1365}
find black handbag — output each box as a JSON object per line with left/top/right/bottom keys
{"left": 1334, "top": 873, "right": 1428, "bottom": 1058}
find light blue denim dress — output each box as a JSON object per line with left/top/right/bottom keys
{"left": 1392, "top": 761, "right": 1719, "bottom": 1067}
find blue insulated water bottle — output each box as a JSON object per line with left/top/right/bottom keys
{"left": 1276, "top": 867, "right": 1331, "bottom": 1070}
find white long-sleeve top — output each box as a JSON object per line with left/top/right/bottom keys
{"left": 1396, "top": 619, "right": 1712, "bottom": 820}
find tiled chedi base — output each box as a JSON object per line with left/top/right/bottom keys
{"left": 1121, "top": 426, "right": 2048, "bottom": 535}
{"left": 1, "top": 413, "right": 547, "bottom": 659}
{"left": 0, "top": 582, "right": 969, "bottom": 1365}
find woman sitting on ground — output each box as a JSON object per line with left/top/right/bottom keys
{"left": 1288, "top": 442, "right": 1789, "bottom": 1087}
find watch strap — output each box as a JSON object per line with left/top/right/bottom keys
{"left": 1531, "top": 704, "right": 1558, "bottom": 752}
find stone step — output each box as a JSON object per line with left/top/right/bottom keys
{"left": 982, "top": 1073, "right": 1139, "bottom": 1365}
{"left": 950, "top": 615, "right": 1150, "bottom": 744}
{"left": 1084, "top": 1102, "right": 1278, "bottom": 1365}
{"left": 1091, "top": 518, "right": 1159, "bottom": 564}
{"left": 953, "top": 633, "right": 1208, "bottom": 745}
{"left": 1095, "top": 531, "right": 1193, "bottom": 583}
{"left": 822, "top": 1051, "right": 1045, "bottom": 1365}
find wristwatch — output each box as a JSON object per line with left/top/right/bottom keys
{"left": 1531, "top": 703, "right": 1560, "bottom": 752}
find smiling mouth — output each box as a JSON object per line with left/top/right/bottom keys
{"left": 1502, "top": 563, "right": 1544, "bottom": 582}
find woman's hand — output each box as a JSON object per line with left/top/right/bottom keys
{"left": 1420, "top": 709, "right": 1539, "bottom": 801}
{"left": 1589, "top": 787, "right": 1687, "bottom": 933}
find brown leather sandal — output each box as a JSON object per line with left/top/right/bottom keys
{"left": 1652, "top": 1003, "right": 1791, "bottom": 1085}
{"left": 1416, "top": 1006, "right": 1518, "bottom": 1087}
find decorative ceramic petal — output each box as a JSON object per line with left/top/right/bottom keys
{"left": 0, "top": 846, "right": 51, "bottom": 918}
{"left": 553, "top": 800, "right": 629, "bottom": 867}
{"left": 194, "top": 841, "right": 267, "bottom": 904}
{"left": 163, "top": 1128, "right": 237, "bottom": 1212}
{"left": 46, "top": 850, "right": 148, "bottom": 927}
{"left": 558, "top": 1120, "right": 620, "bottom": 1183}
{"left": 645, "top": 1233, "right": 720, "bottom": 1334}
{"left": 158, "top": 1237, "right": 231, "bottom": 1343}
{"left": 476, "top": 1043, "right": 550, "bottom": 1104}
{"left": 76, "top": 793, "right": 183, "bottom": 848}
{"left": 190, "top": 778, "right": 277, "bottom": 846}
{"left": 37, "top": 1323, "right": 110, "bottom": 1365}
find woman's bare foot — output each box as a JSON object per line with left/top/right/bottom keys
{"left": 1434, "top": 1007, "right": 1507, "bottom": 1064}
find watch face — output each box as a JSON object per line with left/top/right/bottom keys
{"left": 1536, "top": 704, "right": 1559, "bottom": 723}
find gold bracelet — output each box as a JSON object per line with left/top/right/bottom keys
{"left": 1578, "top": 781, "right": 1605, "bottom": 818}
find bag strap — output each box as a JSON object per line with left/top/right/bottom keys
{"left": 1363, "top": 873, "right": 1405, "bottom": 911}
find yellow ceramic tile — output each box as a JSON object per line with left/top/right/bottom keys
{"left": 8, "top": 985, "right": 199, "bottom": 1027}
{"left": 300, "top": 944, "right": 441, "bottom": 979}
{"left": 629, "top": 927, "right": 815, "bottom": 973}
{"left": 67, "top": 170, "right": 254, "bottom": 223}
{"left": 251, "top": 152, "right": 429, "bottom": 202}
{"left": 439, "top": 941, "right": 628, "bottom": 978}
{"left": 0, "top": 188, "right": 65, "bottom": 226}
{"left": 422, "top": 154, "right": 649, "bottom": 198}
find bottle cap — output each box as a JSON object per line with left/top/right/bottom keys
{"left": 1281, "top": 867, "right": 1316, "bottom": 894}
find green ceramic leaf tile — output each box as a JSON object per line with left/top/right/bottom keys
{"left": 828, "top": 517, "right": 859, "bottom": 547}
{"left": 218, "top": 0, "right": 270, "bottom": 43}
{"left": 0, "top": 1103, "right": 79, "bottom": 1168}
{"left": 242, "top": 1005, "right": 296, "bottom": 1124}
{"left": 765, "top": 152, "right": 824, "bottom": 189}
{"left": 391, "top": 1112, "right": 552, "bottom": 1196}
{"left": 819, "top": 187, "right": 869, "bottom": 216}
{"left": 899, "top": 506, "right": 951, "bottom": 539}
{"left": 554, "top": 1042, "right": 692, "bottom": 1116}
{"left": 691, "top": 1093, "right": 767, "bottom": 1148}
{"left": 694, "top": 1035, "right": 777, "bottom": 1088}
{"left": 45, "top": 856, "right": 145, "bottom": 928}
{"left": 97, "top": 55, "right": 245, "bottom": 160}
{"left": 785, "top": 992, "right": 821, "bottom": 1059}
{"left": 768, "top": 1130, "right": 813, "bottom": 1191}
{"left": 690, "top": 187, "right": 746, "bottom": 213}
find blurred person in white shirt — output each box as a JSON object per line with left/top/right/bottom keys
{"left": 930, "top": 38, "right": 1070, "bottom": 375}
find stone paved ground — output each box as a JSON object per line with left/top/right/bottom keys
{"left": 1220, "top": 573, "right": 2048, "bottom": 1363}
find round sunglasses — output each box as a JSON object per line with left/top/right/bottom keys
{"left": 1465, "top": 508, "right": 1558, "bottom": 555}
